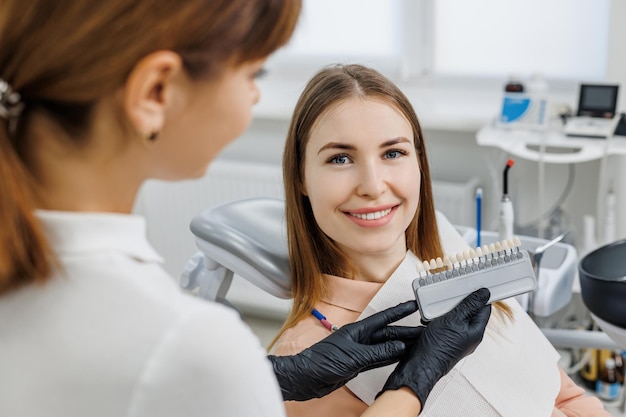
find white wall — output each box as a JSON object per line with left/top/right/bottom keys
{"left": 606, "top": 0, "right": 626, "bottom": 245}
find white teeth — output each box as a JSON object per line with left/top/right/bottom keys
{"left": 350, "top": 208, "right": 392, "bottom": 220}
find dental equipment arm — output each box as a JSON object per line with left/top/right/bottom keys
{"left": 378, "top": 288, "right": 492, "bottom": 408}
{"left": 269, "top": 300, "right": 422, "bottom": 401}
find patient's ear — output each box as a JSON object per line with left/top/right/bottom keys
{"left": 123, "top": 50, "right": 183, "bottom": 138}
{"left": 300, "top": 179, "right": 308, "bottom": 196}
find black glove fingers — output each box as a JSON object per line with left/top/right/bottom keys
{"left": 451, "top": 287, "right": 491, "bottom": 321}
{"left": 273, "top": 302, "right": 420, "bottom": 402}
{"left": 470, "top": 303, "right": 492, "bottom": 327}
{"left": 377, "top": 289, "right": 492, "bottom": 406}
{"left": 345, "top": 300, "right": 418, "bottom": 339}
{"left": 467, "top": 303, "right": 492, "bottom": 343}
{"left": 369, "top": 325, "right": 424, "bottom": 345}
{"left": 358, "top": 340, "right": 408, "bottom": 372}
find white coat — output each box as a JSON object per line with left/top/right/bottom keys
{"left": 0, "top": 211, "right": 285, "bottom": 417}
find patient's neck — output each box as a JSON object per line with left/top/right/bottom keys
{"left": 348, "top": 250, "right": 407, "bottom": 284}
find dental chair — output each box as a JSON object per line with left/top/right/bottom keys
{"left": 180, "top": 198, "right": 291, "bottom": 309}
{"left": 181, "top": 197, "right": 623, "bottom": 352}
{"left": 181, "top": 196, "right": 571, "bottom": 310}
{"left": 180, "top": 197, "right": 477, "bottom": 308}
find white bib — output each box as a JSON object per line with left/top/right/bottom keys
{"left": 346, "top": 214, "right": 560, "bottom": 416}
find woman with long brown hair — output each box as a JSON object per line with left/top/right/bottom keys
{"left": 0, "top": 2, "right": 493, "bottom": 417}
{"left": 273, "top": 64, "right": 610, "bottom": 417}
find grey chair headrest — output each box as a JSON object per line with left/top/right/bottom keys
{"left": 190, "top": 197, "right": 291, "bottom": 298}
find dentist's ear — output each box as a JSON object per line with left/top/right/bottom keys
{"left": 123, "top": 50, "right": 183, "bottom": 142}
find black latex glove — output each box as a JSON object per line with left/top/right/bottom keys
{"left": 378, "top": 288, "right": 492, "bottom": 407}
{"left": 269, "top": 300, "right": 422, "bottom": 401}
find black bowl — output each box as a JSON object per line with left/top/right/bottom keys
{"left": 579, "top": 239, "right": 626, "bottom": 328}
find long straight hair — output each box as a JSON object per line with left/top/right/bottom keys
{"left": 273, "top": 64, "right": 510, "bottom": 347}
{"left": 0, "top": 0, "right": 301, "bottom": 295}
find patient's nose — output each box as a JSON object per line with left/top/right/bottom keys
{"left": 356, "top": 161, "right": 387, "bottom": 198}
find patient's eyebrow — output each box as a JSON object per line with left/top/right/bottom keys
{"left": 317, "top": 137, "right": 411, "bottom": 155}
{"left": 381, "top": 137, "right": 411, "bottom": 147}
{"left": 317, "top": 142, "right": 356, "bottom": 155}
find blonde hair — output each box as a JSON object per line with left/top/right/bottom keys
{"left": 273, "top": 64, "right": 510, "bottom": 347}
{"left": 0, "top": 0, "right": 301, "bottom": 294}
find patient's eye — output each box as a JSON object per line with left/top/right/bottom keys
{"left": 384, "top": 149, "right": 408, "bottom": 159}
{"left": 328, "top": 153, "right": 351, "bottom": 165}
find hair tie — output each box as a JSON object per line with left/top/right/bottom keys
{"left": 0, "top": 78, "right": 25, "bottom": 121}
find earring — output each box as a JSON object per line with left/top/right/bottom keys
{"left": 147, "top": 131, "right": 159, "bottom": 141}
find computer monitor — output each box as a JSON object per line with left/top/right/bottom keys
{"left": 576, "top": 84, "right": 619, "bottom": 118}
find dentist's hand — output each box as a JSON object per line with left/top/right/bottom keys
{"left": 269, "top": 300, "right": 422, "bottom": 401}
{"left": 378, "top": 288, "right": 492, "bottom": 407}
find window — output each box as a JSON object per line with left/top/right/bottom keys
{"left": 266, "top": 0, "right": 413, "bottom": 79}
{"left": 281, "top": 0, "right": 402, "bottom": 58}
{"left": 267, "top": 0, "right": 611, "bottom": 82}
{"left": 433, "top": 0, "right": 611, "bottom": 80}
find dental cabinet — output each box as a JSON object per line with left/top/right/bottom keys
{"left": 477, "top": 123, "right": 626, "bottom": 163}
{"left": 476, "top": 122, "right": 626, "bottom": 248}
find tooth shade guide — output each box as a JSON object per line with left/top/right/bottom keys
{"left": 413, "top": 238, "right": 536, "bottom": 319}
{"left": 415, "top": 238, "right": 527, "bottom": 279}
{"left": 423, "top": 260, "right": 430, "bottom": 272}
{"left": 429, "top": 259, "right": 437, "bottom": 270}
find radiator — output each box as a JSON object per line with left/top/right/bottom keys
{"left": 135, "top": 159, "right": 284, "bottom": 276}
{"left": 135, "top": 159, "right": 478, "bottom": 318}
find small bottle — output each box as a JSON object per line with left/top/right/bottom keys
{"left": 505, "top": 75, "right": 525, "bottom": 93}
{"left": 614, "top": 350, "right": 624, "bottom": 385}
{"left": 526, "top": 73, "right": 549, "bottom": 128}
{"left": 604, "top": 187, "right": 616, "bottom": 245}
{"left": 582, "top": 215, "right": 597, "bottom": 256}
{"left": 596, "top": 358, "right": 621, "bottom": 402}
{"left": 580, "top": 348, "right": 599, "bottom": 390}
{"left": 526, "top": 73, "right": 548, "bottom": 96}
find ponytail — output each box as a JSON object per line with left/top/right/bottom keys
{"left": 0, "top": 0, "right": 301, "bottom": 295}
{"left": 0, "top": 122, "right": 53, "bottom": 294}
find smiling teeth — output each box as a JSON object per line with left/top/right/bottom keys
{"left": 350, "top": 208, "right": 392, "bottom": 220}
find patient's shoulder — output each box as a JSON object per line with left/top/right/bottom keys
{"left": 273, "top": 338, "right": 309, "bottom": 356}
{"left": 272, "top": 316, "right": 328, "bottom": 356}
